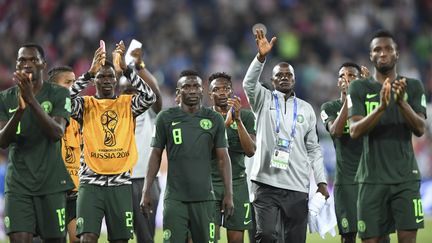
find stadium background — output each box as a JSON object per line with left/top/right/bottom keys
{"left": 0, "top": 0, "right": 431, "bottom": 241}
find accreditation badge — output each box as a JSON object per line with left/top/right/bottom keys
{"left": 270, "top": 137, "right": 291, "bottom": 170}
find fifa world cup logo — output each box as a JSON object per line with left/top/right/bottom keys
{"left": 101, "top": 110, "right": 118, "bottom": 147}
{"left": 63, "top": 137, "right": 75, "bottom": 164}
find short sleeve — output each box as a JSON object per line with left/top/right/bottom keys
{"left": 320, "top": 101, "right": 338, "bottom": 131}
{"left": 242, "top": 110, "right": 256, "bottom": 135}
{"left": 151, "top": 111, "right": 167, "bottom": 148}
{"left": 0, "top": 93, "right": 8, "bottom": 121}
{"left": 348, "top": 80, "right": 365, "bottom": 118}
{"left": 214, "top": 113, "right": 228, "bottom": 148}
{"left": 51, "top": 86, "right": 71, "bottom": 124}
{"left": 408, "top": 78, "right": 427, "bottom": 118}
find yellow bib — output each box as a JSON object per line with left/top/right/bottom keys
{"left": 82, "top": 95, "right": 138, "bottom": 174}
{"left": 62, "top": 118, "right": 82, "bottom": 191}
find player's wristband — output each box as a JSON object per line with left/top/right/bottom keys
{"left": 83, "top": 72, "right": 95, "bottom": 80}
{"left": 135, "top": 61, "right": 145, "bottom": 71}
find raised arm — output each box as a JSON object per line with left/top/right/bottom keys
{"left": 242, "top": 29, "right": 276, "bottom": 112}
{"left": 131, "top": 48, "right": 162, "bottom": 113}
{"left": 112, "top": 41, "right": 156, "bottom": 118}
{"left": 70, "top": 46, "right": 106, "bottom": 122}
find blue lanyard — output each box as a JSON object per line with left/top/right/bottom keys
{"left": 273, "top": 92, "right": 297, "bottom": 139}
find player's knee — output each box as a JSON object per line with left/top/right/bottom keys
{"left": 396, "top": 230, "right": 417, "bottom": 243}
{"left": 378, "top": 234, "right": 390, "bottom": 243}
{"left": 79, "top": 233, "right": 98, "bottom": 243}
{"left": 9, "top": 232, "right": 33, "bottom": 243}
{"left": 227, "top": 230, "right": 244, "bottom": 243}
{"left": 341, "top": 232, "right": 356, "bottom": 243}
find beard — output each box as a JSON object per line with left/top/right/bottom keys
{"left": 375, "top": 58, "right": 396, "bottom": 74}
{"left": 376, "top": 64, "right": 394, "bottom": 74}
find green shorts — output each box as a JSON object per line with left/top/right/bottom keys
{"left": 357, "top": 181, "right": 424, "bottom": 239}
{"left": 76, "top": 183, "right": 133, "bottom": 241}
{"left": 4, "top": 191, "right": 68, "bottom": 239}
{"left": 66, "top": 196, "right": 77, "bottom": 225}
{"left": 214, "top": 180, "right": 252, "bottom": 230}
{"left": 334, "top": 184, "right": 358, "bottom": 234}
{"left": 163, "top": 199, "right": 215, "bottom": 243}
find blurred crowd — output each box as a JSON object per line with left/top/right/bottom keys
{"left": 0, "top": 0, "right": 432, "bottom": 180}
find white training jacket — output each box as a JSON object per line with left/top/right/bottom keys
{"left": 242, "top": 56, "right": 327, "bottom": 193}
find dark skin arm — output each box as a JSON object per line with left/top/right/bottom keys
{"left": 327, "top": 78, "right": 348, "bottom": 137}
{"left": 350, "top": 78, "right": 391, "bottom": 139}
{"left": 228, "top": 97, "right": 256, "bottom": 157}
{"left": 328, "top": 101, "right": 348, "bottom": 138}
{"left": 216, "top": 147, "right": 234, "bottom": 217}
{"left": 329, "top": 77, "right": 349, "bottom": 137}
{"left": 0, "top": 94, "right": 25, "bottom": 148}
{"left": 113, "top": 41, "right": 127, "bottom": 74}
{"left": 14, "top": 72, "right": 66, "bottom": 141}
{"left": 131, "top": 48, "right": 162, "bottom": 114}
{"left": 392, "top": 78, "right": 426, "bottom": 137}
{"left": 140, "top": 147, "right": 163, "bottom": 218}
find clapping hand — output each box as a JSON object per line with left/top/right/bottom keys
{"left": 392, "top": 78, "right": 406, "bottom": 104}
{"left": 89, "top": 46, "right": 106, "bottom": 76}
{"left": 113, "top": 40, "right": 127, "bottom": 73}
{"left": 380, "top": 77, "right": 391, "bottom": 110}
{"left": 13, "top": 72, "right": 34, "bottom": 110}
{"left": 360, "top": 66, "right": 370, "bottom": 79}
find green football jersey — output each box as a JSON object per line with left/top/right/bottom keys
{"left": 0, "top": 82, "right": 74, "bottom": 195}
{"left": 151, "top": 106, "right": 228, "bottom": 201}
{"left": 211, "top": 109, "right": 256, "bottom": 185}
{"left": 321, "top": 99, "right": 363, "bottom": 185}
{"left": 348, "top": 76, "right": 427, "bottom": 184}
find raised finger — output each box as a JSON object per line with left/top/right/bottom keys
{"left": 257, "top": 29, "right": 263, "bottom": 40}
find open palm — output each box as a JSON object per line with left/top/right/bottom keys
{"left": 255, "top": 28, "right": 276, "bottom": 57}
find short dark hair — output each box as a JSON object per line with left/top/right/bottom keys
{"left": 179, "top": 70, "right": 199, "bottom": 79}
{"left": 21, "top": 43, "right": 45, "bottom": 60}
{"left": 47, "top": 66, "right": 74, "bottom": 83}
{"left": 370, "top": 29, "right": 397, "bottom": 50}
{"left": 340, "top": 62, "right": 361, "bottom": 74}
{"left": 370, "top": 29, "right": 395, "bottom": 42}
{"left": 209, "top": 72, "right": 231, "bottom": 82}
{"left": 208, "top": 72, "right": 232, "bottom": 86}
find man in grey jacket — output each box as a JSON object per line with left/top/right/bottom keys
{"left": 242, "top": 29, "right": 329, "bottom": 243}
